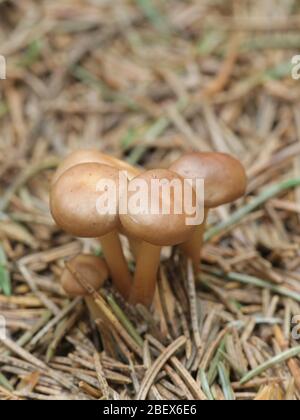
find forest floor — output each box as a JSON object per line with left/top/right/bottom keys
{"left": 0, "top": 0, "right": 300, "bottom": 400}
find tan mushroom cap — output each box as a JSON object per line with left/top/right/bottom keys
{"left": 61, "top": 254, "right": 108, "bottom": 297}
{"left": 50, "top": 163, "right": 120, "bottom": 238}
{"left": 170, "top": 152, "right": 247, "bottom": 208}
{"left": 52, "top": 149, "right": 140, "bottom": 185}
{"left": 120, "top": 169, "right": 197, "bottom": 247}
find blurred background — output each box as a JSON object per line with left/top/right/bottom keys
{"left": 1, "top": 0, "right": 300, "bottom": 260}
{"left": 0, "top": 0, "right": 299, "bottom": 173}
{"left": 1, "top": 0, "right": 300, "bottom": 401}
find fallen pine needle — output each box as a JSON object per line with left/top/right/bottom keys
{"left": 187, "top": 261, "right": 202, "bottom": 349}
{"left": 137, "top": 336, "right": 186, "bottom": 400}
{"left": 218, "top": 361, "right": 235, "bottom": 400}
{"left": 106, "top": 294, "right": 144, "bottom": 347}
{"left": 240, "top": 346, "right": 300, "bottom": 385}
{"left": 202, "top": 267, "right": 300, "bottom": 304}
{"left": 0, "top": 244, "right": 11, "bottom": 296}
{"left": 205, "top": 178, "right": 300, "bottom": 242}
{"left": 198, "top": 368, "right": 214, "bottom": 400}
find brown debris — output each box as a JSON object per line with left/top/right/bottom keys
{"left": 0, "top": 0, "right": 300, "bottom": 401}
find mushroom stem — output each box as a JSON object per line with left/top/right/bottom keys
{"left": 129, "top": 242, "right": 162, "bottom": 307}
{"left": 128, "top": 237, "right": 140, "bottom": 259}
{"left": 118, "top": 225, "right": 140, "bottom": 259}
{"left": 179, "top": 209, "right": 208, "bottom": 272}
{"left": 100, "top": 230, "right": 132, "bottom": 300}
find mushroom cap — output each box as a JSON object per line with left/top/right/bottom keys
{"left": 52, "top": 149, "right": 140, "bottom": 185}
{"left": 170, "top": 152, "right": 247, "bottom": 208}
{"left": 61, "top": 254, "right": 108, "bottom": 297}
{"left": 50, "top": 162, "right": 120, "bottom": 238}
{"left": 120, "top": 169, "right": 197, "bottom": 247}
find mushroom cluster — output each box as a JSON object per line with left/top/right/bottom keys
{"left": 50, "top": 150, "right": 247, "bottom": 308}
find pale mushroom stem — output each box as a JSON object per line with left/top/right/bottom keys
{"left": 100, "top": 230, "right": 132, "bottom": 300}
{"left": 179, "top": 209, "right": 208, "bottom": 273}
{"left": 128, "top": 237, "right": 140, "bottom": 259}
{"left": 129, "top": 242, "right": 162, "bottom": 307}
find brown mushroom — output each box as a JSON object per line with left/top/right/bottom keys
{"left": 52, "top": 149, "right": 141, "bottom": 258}
{"left": 50, "top": 162, "right": 132, "bottom": 300}
{"left": 170, "top": 152, "right": 247, "bottom": 271}
{"left": 61, "top": 254, "right": 108, "bottom": 320}
{"left": 120, "top": 169, "right": 197, "bottom": 307}
{"left": 52, "top": 149, "right": 140, "bottom": 185}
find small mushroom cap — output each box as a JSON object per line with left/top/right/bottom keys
{"left": 170, "top": 152, "right": 247, "bottom": 208}
{"left": 50, "top": 162, "right": 119, "bottom": 238}
{"left": 52, "top": 149, "right": 140, "bottom": 185}
{"left": 61, "top": 254, "right": 108, "bottom": 297}
{"left": 120, "top": 169, "right": 197, "bottom": 247}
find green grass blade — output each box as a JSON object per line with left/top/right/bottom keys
{"left": 198, "top": 368, "right": 215, "bottom": 400}
{"left": 0, "top": 244, "right": 11, "bottom": 296}
{"left": 218, "top": 362, "right": 235, "bottom": 400}
{"left": 205, "top": 178, "right": 300, "bottom": 242}
{"left": 0, "top": 372, "right": 13, "bottom": 392}
{"left": 240, "top": 346, "right": 300, "bottom": 385}
{"left": 135, "top": 0, "right": 166, "bottom": 32}
{"left": 106, "top": 294, "right": 144, "bottom": 347}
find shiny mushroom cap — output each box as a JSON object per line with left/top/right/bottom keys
{"left": 61, "top": 254, "right": 108, "bottom": 297}
{"left": 50, "top": 162, "right": 120, "bottom": 238}
{"left": 52, "top": 149, "right": 140, "bottom": 185}
{"left": 120, "top": 169, "right": 197, "bottom": 247}
{"left": 170, "top": 152, "right": 247, "bottom": 208}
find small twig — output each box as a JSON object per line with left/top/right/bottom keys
{"left": 93, "top": 353, "right": 110, "bottom": 400}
